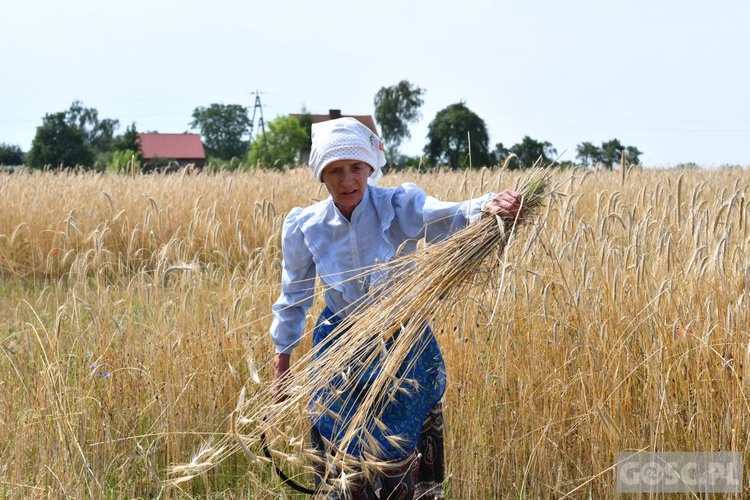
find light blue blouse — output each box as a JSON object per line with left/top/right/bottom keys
{"left": 270, "top": 183, "right": 492, "bottom": 354}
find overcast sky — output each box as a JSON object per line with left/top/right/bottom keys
{"left": 2, "top": 0, "right": 748, "bottom": 168}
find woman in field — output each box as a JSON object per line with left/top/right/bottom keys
{"left": 269, "top": 117, "right": 523, "bottom": 498}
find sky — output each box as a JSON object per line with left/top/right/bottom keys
{"left": 2, "top": 0, "right": 749, "bottom": 168}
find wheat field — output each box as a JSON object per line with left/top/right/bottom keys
{"left": 0, "top": 165, "right": 748, "bottom": 498}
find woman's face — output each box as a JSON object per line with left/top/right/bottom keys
{"left": 321, "top": 159, "right": 373, "bottom": 218}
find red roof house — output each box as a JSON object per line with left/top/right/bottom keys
{"left": 139, "top": 133, "right": 206, "bottom": 170}
{"left": 289, "top": 109, "right": 379, "bottom": 166}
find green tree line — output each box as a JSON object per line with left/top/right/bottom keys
{"left": 0, "top": 82, "right": 643, "bottom": 171}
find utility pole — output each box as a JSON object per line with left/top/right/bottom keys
{"left": 249, "top": 90, "right": 270, "bottom": 164}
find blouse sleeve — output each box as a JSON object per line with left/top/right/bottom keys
{"left": 392, "top": 183, "right": 495, "bottom": 243}
{"left": 269, "top": 208, "right": 316, "bottom": 354}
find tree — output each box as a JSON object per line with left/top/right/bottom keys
{"left": 103, "top": 123, "right": 142, "bottom": 172}
{"left": 493, "top": 142, "right": 512, "bottom": 167}
{"left": 373, "top": 80, "right": 425, "bottom": 166}
{"left": 190, "top": 103, "right": 251, "bottom": 161}
{"left": 575, "top": 141, "right": 601, "bottom": 167}
{"left": 0, "top": 143, "right": 24, "bottom": 166}
{"left": 66, "top": 100, "right": 120, "bottom": 153}
{"left": 625, "top": 145, "right": 642, "bottom": 165}
{"left": 112, "top": 123, "right": 141, "bottom": 154}
{"left": 296, "top": 109, "right": 314, "bottom": 152}
{"left": 600, "top": 138, "right": 625, "bottom": 169}
{"left": 247, "top": 115, "right": 309, "bottom": 169}
{"left": 27, "top": 112, "right": 95, "bottom": 169}
{"left": 509, "top": 136, "right": 557, "bottom": 169}
{"left": 576, "top": 139, "right": 643, "bottom": 169}
{"left": 424, "top": 102, "right": 491, "bottom": 169}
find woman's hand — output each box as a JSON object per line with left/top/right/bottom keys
{"left": 270, "top": 353, "right": 291, "bottom": 402}
{"left": 483, "top": 189, "right": 525, "bottom": 220}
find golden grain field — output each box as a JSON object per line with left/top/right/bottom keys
{"left": 1, "top": 166, "right": 748, "bottom": 498}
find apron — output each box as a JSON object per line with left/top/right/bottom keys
{"left": 309, "top": 307, "right": 446, "bottom": 459}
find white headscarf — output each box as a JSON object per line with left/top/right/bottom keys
{"left": 309, "top": 117, "right": 386, "bottom": 185}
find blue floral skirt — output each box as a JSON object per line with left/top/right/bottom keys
{"left": 309, "top": 307, "right": 446, "bottom": 460}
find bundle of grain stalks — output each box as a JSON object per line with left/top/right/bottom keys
{"left": 169, "top": 167, "right": 557, "bottom": 492}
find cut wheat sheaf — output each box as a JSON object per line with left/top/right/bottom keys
{"left": 168, "top": 166, "right": 559, "bottom": 490}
